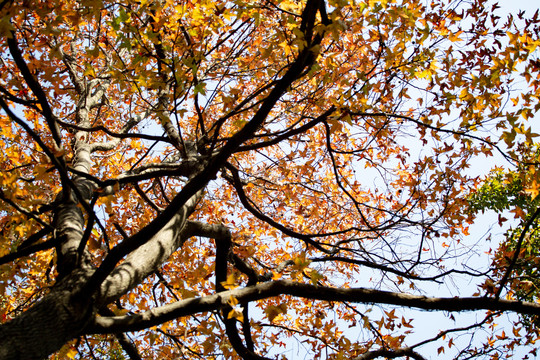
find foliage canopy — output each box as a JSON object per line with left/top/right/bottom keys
{"left": 1, "top": 0, "right": 540, "bottom": 359}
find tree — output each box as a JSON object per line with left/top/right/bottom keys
{"left": 470, "top": 145, "right": 540, "bottom": 330}
{"left": 0, "top": 0, "right": 539, "bottom": 358}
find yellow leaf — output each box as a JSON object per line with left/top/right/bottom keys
{"left": 293, "top": 252, "right": 311, "bottom": 270}
{"left": 65, "top": 347, "right": 77, "bottom": 360}
{"left": 448, "top": 30, "right": 463, "bottom": 42}
{"left": 227, "top": 307, "right": 244, "bottom": 322}
{"left": 264, "top": 303, "right": 287, "bottom": 322}
{"left": 525, "top": 180, "right": 540, "bottom": 199}
{"left": 83, "top": 64, "right": 96, "bottom": 77}
{"left": 0, "top": 16, "right": 15, "bottom": 37}
{"left": 221, "top": 274, "right": 238, "bottom": 290}
{"left": 99, "top": 195, "right": 114, "bottom": 213}
{"left": 149, "top": 332, "right": 158, "bottom": 346}
{"left": 113, "top": 307, "right": 129, "bottom": 316}
{"left": 306, "top": 268, "right": 323, "bottom": 285}
{"left": 227, "top": 295, "right": 238, "bottom": 307}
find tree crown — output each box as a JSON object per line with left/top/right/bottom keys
{"left": 1, "top": 0, "right": 540, "bottom": 359}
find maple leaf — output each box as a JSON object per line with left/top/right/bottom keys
{"left": 524, "top": 180, "right": 540, "bottom": 199}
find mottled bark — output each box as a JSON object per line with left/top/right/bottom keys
{"left": 98, "top": 192, "right": 203, "bottom": 305}
{"left": 0, "top": 197, "right": 199, "bottom": 360}
{"left": 91, "top": 280, "right": 540, "bottom": 334}
{"left": 0, "top": 270, "right": 94, "bottom": 360}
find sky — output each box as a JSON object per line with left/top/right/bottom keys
{"left": 393, "top": 1, "right": 540, "bottom": 358}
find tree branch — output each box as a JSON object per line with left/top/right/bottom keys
{"left": 7, "top": 31, "right": 62, "bottom": 148}
{"left": 82, "top": 2, "right": 330, "bottom": 297}
{"left": 353, "top": 347, "right": 426, "bottom": 360}
{"left": 90, "top": 279, "right": 540, "bottom": 334}
{"left": 495, "top": 206, "right": 540, "bottom": 298}
{"left": 0, "top": 237, "right": 55, "bottom": 266}
{"left": 224, "top": 162, "right": 332, "bottom": 253}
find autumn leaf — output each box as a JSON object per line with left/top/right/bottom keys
{"left": 264, "top": 303, "right": 287, "bottom": 322}
{"left": 227, "top": 308, "right": 244, "bottom": 322}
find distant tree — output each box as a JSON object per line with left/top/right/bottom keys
{"left": 470, "top": 144, "right": 540, "bottom": 331}
{"left": 0, "top": 0, "right": 539, "bottom": 359}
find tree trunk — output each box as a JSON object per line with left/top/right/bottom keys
{"left": 0, "top": 270, "right": 94, "bottom": 360}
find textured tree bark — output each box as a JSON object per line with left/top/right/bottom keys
{"left": 0, "top": 44, "right": 110, "bottom": 360}
{"left": 97, "top": 201, "right": 201, "bottom": 306}
{"left": 0, "top": 19, "right": 205, "bottom": 360}
{"left": 91, "top": 280, "right": 540, "bottom": 334}
{"left": 0, "top": 270, "right": 94, "bottom": 360}
{"left": 0, "top": 196, "right": 202, "bottom": 360}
